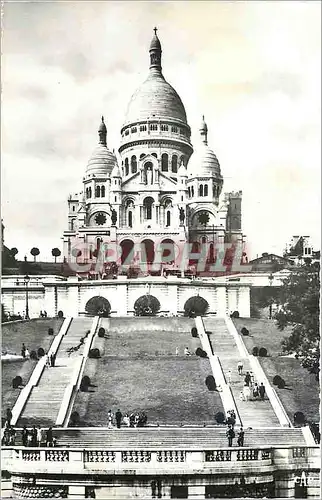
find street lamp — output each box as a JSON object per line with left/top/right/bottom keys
{"left": 268, "top": 273, "right": 274, "bottom": 320}
{"left": 24, "top": 275, "right": 30, "bottom": 320}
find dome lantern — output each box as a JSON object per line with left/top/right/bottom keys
{"left": 149, "top": 27, "right": 162, "bottom": 72}
{"left": 199, "top": 115, "right": 208, "bottom": 145}
{"left": 85, "top": 117, "right": 117, "bottom": 178}
{"left": 98, "top": 116, "right": 107, "bottom": 146}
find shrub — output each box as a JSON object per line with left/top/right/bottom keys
{"left": 98, "top": 327, "right": 105, "bottom": 338}
{"left": 294, "top": 411, "right": 306, "bottom": 425}
{"left": 48, "top": 327, "right": 54, "bottom": 335}
{"left": 273, "top": 375, "right": 282, "bottom": 386}
{"left": 89, "top": 348, "right": 100, "bottom": 359}
{"left": 195, "top": 347, "right": 203, "bottom": 357}
{"left": 12, "top": 376, "right": 20, "bottom": 389}
{"left": 37, "top": 347, "right": 45, "bottom": 357}
{"left": 70, "top": 411, "right": 80, "bottom": 425}
{"left": 258, "top": 347, "right": 267, "bottom": 357}
{"left": 252, "top": 347, "right": 259, "bottom": 356}
{"left": 230, "top": 311, "right": 240, "bottom": 318}
{"left": 241, "top": 327, "right": 249, "bottom": 336}
{"left": 57, "top": 310, "right": 64, "bottom": 318}
{"left": 215, "top": 411, "right": 225, "bottom": 424}
{"left": 205, "top": 375, "right": 216, "bottom": 391}
{"left": 191, "top": 327, "right": 198, "bottom": 337}
{"left": 82, "top": 375, "right": 90, "bottom": 386}
{"left": 277, "top": 378, "right": 286, "bottom": 389}
{"left": 30, "top": 350, "right": 37, "bottom": 360}
{"left": 200, "top": 349, "right": 208, "bottom": 358}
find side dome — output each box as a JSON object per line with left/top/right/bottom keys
{"left": 85, "top": 117, "right": 117, "bottom": 177}
{"left": 188, "top": 117, "right": 222, "bottom": 178}
{"left": 123, "top": 30, "right": 187, "bottom": 126}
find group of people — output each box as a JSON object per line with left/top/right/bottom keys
{"left": 225, "top": 409, "right": 245, "bottom": 447}
{"left": 107, "top": 409, "right": 148, "bottom": 429}
{"left": 21, "top": 343, "right": 30, "bottom": 359}
{"left": 233, "top": 362, "right": 266, "bottom": 402}
{"left": 45, "top": 352, "right": 57, "bottom": 368}
{"left": 39, "top": 310, "right": 48, "bottom": 318}
{"left": 21, "top": 426, "right": 56, "bottom": 447}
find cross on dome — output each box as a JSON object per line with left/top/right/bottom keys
{"left": 153, "top": 27, "right": 158, "bottom": 35}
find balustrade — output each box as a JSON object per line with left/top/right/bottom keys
{"left": 22, "top": 450, "right": 40, "bottom": 461}
{"left": 157, "top": 450, "right": 185, "bottom": 462}
{"left": 293, "top": 447, "right": 307, "bottom": 458}
{"left": 84, "top": 450, "right": 115, "bottom": 463}
{"left": 45, "top": 449, "right": 69, "bottom": 462}
{"left": 122, "top": 451, "right": 151, "bottom": 463}
{"left": 237, "top": 449, "right": 259, "bottom": 461}
{"left": 205, "top": 450, "right": 231, "bottom": 462}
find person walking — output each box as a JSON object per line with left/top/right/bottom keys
{"left": 50, "top": 353, "right": 54, "bottom": 367}
{"left": 237, "top": 427, "right": 245, "bottom": 447}
{"left": 250, "top": 371, "right": 255, "bottom": 386}
{"left": 21, "top": 343, "right": 26, "bottom": 358}
{"left": 6, "top": 408, "right": 12, "bottom": 425}
{"left": 123, "top": 414, "right": 130, "bottom": 427}
{"left": 37, "top": 427, "right": 43, "bottom": 447}
{"left": 244, "top": 372, "right": 251, "bottom": 387}
{"left": 25, "top": 348, "right": 30, "bottom": 359}
{"left": 243, "top": 384, "right": 251, "bottom": 402}
{"left": 115, "top": 409, "right": 122, "bottom": 429}
{"left": 46, "top": 427, "right": 53, "bottom": 447}
{"left": 226, "top": 370, "right": 232, "bottom": 385}
{"left": 107, "top": 410, "right": 113, "bottom": 429}
{"left": 22, "top": 426, "right": 29, "bottom": 447}
{"left": 45, "top": 353, "right": 50, "bottom": 368}
{"left": 226, "top": 426, "right": 235, "bottom": 447}
{"left": 259, "top": 383, "right": 266, "bottom": 400}
{"left": 237, "top": 361, "right": 243, "bottom": 376}
{"left": 253, "top": 383, "right": 259, "bottom": 399}
{"left": 184, "top": 347, "right": 191, "bottom": 356}
{"left": 175, "top": 347, "right": 179, "bottom": 356}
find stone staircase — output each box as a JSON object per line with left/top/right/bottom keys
{"left": 43, "top": 427, "right": 306, "bottom": 449}
{"left": 17, "top": 318, "right": 93, "bottom": 427}
{"left": 203, "top": 318, "right": 280, "bottom": 428}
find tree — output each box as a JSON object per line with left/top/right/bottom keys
{"left": 275, "top": 262, "right": 320, "bottom": 380}
{"left": 134, "top": 295, "right": 160, "bottom": 316}
{"left": 10, "top": 247, "right": 18, "bottom": 259}
{"left": 30, "top": 247, "right": 40, "bottom": 262}
{"left": 51, "top": 248, "right": 61, "bottom": 263}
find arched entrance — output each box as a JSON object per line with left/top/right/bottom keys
{"left": 184, "top": 296, "right": 209, "bottom": 317}
{"left": 142, "top": 239, "right": 155, "bottom": 264}
{"left": 134, "top": 295, "right": 160, "bottom": 316}
{"left": 120, "top": 239, "right": 134, "bottom": 265}
{"left": 160, "top": 239, "right": 175, "bottom": 264}
{"left": 85, "top": 296, "right": 111, "bottom": 317}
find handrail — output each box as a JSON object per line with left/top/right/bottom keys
{"left": 10, "top": 317, "right": 72, "bottom": 425}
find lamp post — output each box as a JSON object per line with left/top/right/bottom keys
{"left": 268, "top": 273, "right": 274, "bottom": 320}
{"left": 24, "top": 274, "right": 30, "bottom": 320}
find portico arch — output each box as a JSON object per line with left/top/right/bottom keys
{"left": 134, "top": 295, "right": 161, "bottom": 316}
{"left": 85, "top": 296, "right": 111, "bottom": 317}
{"left": 120, "top": 239, "right": 134, "bottom": 265}
{"left": 141, "top": 239, "right": 155, "bottom": 264}
{"left": 160, "top": 238, "right": 176, "bottom": 264}
{"left": 184, "top": 296, "right": 209, "bottom": 317}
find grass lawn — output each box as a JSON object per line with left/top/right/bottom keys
{"left": 232, "top": 317, "right": 320, "bottom": 424}
{"left": 72, "top": 318, "right": 223, "bottom": 426}
{"left": 1, "top": 318, "right": 64, "bottom": 419}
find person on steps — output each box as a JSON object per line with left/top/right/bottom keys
{"left": 226, "top": 426, "right": 235, "bottom": 447}
{"left": 244, "top": 372, "right": 251, "bottom": 386}
{"left": 115, "top": 409, "right": 122, "bottom": 429}
{"left": 237, "top": 361, "right": 243, "bottom": 375}
{"left": 259, "top": 383, "right": 266, "bottom": 400}
{"left": 22, "top": 426, "right": 29, "bottom": 447}
{"left": 237, "top": 427, "right": 245, "bottom": 446}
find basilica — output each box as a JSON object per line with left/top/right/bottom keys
{"left": 63, "top": 29, "right": 244, "bottom": 271}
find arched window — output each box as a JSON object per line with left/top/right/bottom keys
{"left": 204, "top": 184, "right": 208, "bottom": 196}
{"left": 140, "top": 153, "right": 146, "bottom": 160}
{"left": 128, "top": 211, "right": 133, "bottom": 228}
{"left": 166, "top": 211, "right": 171, "bottom": 227}
{"left": 201, "top": 236, "right": 207, "bottom": 244}
{"left": 161, "top": 153, "right": 168, "bottom": 172}
{"left": 199, "top": 185, "right": 203, "bottom": 197}
{"left": 89, "top": 187, "right": 92, "bottom": 198}
{"left": 95, "top": 185, "right": 101, "bottom": 198}
{"left": 191, "top": 186, "right": 194, "bottom": 197}
{"left": 180, "top": 156, "right": 185, "bottom": 167}
{"left": 172, "top": 155, "right": 178, "bottom": 173}
{"left": 188, "top": 187, "right": 191, "bottom": 198}
{"left": 143, "top": 197, "right": 154, "bottom": 220}
{"left": 151, "top": 153, "right": 157, "bottom": 158}
{"left": 125, "top": 158, "right": 129, "bottom": 176}
{"left": 131, "top": 155, "right": 137, "bottom": 174}
{"left": 101, "top": 186, "right": 105, "bottom": 197}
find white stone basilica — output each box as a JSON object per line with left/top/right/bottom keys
{"left": 63, "top": 29, "right": 244, "bottom": 270}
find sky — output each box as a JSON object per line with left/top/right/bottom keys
{"left": 2, "top": 0, "right": 321, "bottom": 261}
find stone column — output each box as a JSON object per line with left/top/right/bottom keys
{"left": 238, "top": 286, "right": 250, "bottom": 318}
{"left": 216, "top": 287, "right": 227, "bottom": 317}
{"left": 44, "top": 286, "right": 56, "bottom": 317}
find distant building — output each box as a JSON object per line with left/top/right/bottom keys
{"left": 284, "top": 236, "right": 320, "bottom": 265}
{"left": 249, "top": 253, "right": 294, "bottom": 273}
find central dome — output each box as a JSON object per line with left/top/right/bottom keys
{"left": 123, "top": 31, "right": 187, "bottom": 127}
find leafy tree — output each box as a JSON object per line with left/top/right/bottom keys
{"left": 275, "top": 263, "right": 320, "bottom": 380}
{"left": 134, "top": 295, "right": 160, "bottom": 316}
{"left": 51, "top": 248, "right": 61, "bottom": 263}
{"left": 30, "top": 247, "right": 40, "bottom": 262}
{"left": 10, "top": 247, "right": 18, "bottom": 259}
{"left": 184, "top": 296, "right": 209, "bottom": 317}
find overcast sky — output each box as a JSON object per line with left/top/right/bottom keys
{"left": 2, "top": 1, "right": 321, "bottom": 261}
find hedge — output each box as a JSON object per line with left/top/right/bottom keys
{"left": 259, "top": 347, "right": 267, "bottom": 357}
{"left": 273, "top": 375, "right": 282, "bottom": 386}
{"left": 57, "top": 310, "right": 64, "bottom": 318}
{"left": 48, "top": 328, "right": 54, "bottom": 336}
{"left": 70, "top": 411, "right": 80, "bottom": 425}
{"left": 205, "top": 375, "right": 216, "bottom": 391}
{"left": 196, "top": 347, "right": 207, "bottom": 358}
{"left": 215, "top": 411, "right": 225, "bottom": 424}
{"left": 37, "top": 347, "right": 45, "bottom": 357}
{"left": 191, "top": 327, "right": 198, "bottom": 338}
{"left": 277, "top": 378, "right": 286, "bottom": 389}
{"left": 294, "top": 411, "right": 306, "bottom": 425}
{"left": 230, "top": 311, "right": 240, "bottom": 318}
{"left": 30, "top": 350, "right": 37, "bottom": 360}
{"left": 252, "top": 347, "right": 259, "bottom": 356}
{"left": 89, "top": 348, "right": 100, "bottom": 359}
{"left": 241, "top": 327, "right": 249, "bottom": 336}
{"left": 12, "top": 376, "right": 22, "bottom": 388}
{"left": 98, "top": 327, "right": 105, "bottom": 338}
